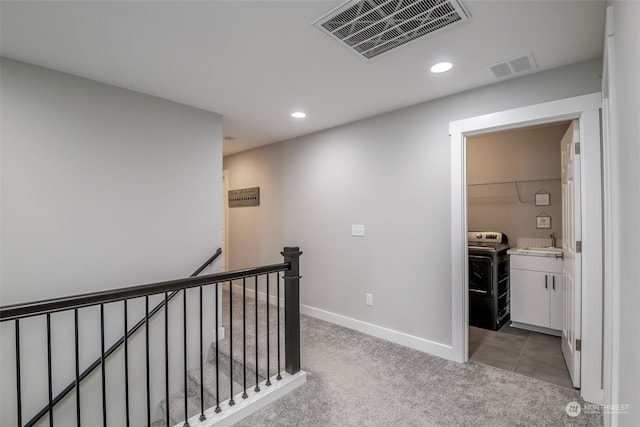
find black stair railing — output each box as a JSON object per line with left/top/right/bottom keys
{"left": 1, "top": 246, "right": 302, "bottom": 427}
{"left": 0, "top": 248, "right": 222, "bottom": 427}
{"left": 282, "top": 247, "right": 302, "bottom": 374}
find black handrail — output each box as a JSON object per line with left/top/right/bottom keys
{"left": 1, "top": 249, "right": 217, "bottom": 321}
{"left": 4, "top": 247, "right": 302, "bottom": 427}
{"left": 6, "top": 248, "right": 222, "bottom": 427}
{"left": 1, "top": 251, "right": 288, "bottom": 321}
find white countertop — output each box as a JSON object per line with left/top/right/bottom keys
{"left": 508, "top": 247, "right": 563, "bottom": 258}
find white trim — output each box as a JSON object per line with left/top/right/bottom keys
{"left": 219, "top": 170, "right": 229, "bottom": 344}
{"left": 213, "top": 326, "right": 225, "bottom": 342}
{"left": 602, "top": 6, "right": 620, "bottom": 426}
{"left": 300, "top": 304, "right": 453, "bottom": 360}
{"left": 174, "top": 371, "right": 307, "bottom": 427}
{"left": 449, "top": 92, "right": 604, "bottom": 402}
{"left": 222, "top": 169, "right": 229, "bottom": 273}
{"left": 510, "top": 322, "right": 561, "bottom": 337}
{"left": 577, "top": 108, "right": 604, "bottom": 404}
{"left": 216, "top": 280, "right": 284, "bottom": 342}
{"left": 230, "top": 282, "right": 285, "bottom": 307}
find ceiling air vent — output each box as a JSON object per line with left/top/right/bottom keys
{"left": 488, "top": 53, "right": 537, "bottom": 79}
{"left": 313, "top": 0, "right": 471, "bottom": 60}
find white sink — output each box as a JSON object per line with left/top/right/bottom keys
{"left": 521, "top": 248, "right": 562, "bottom": 254}
{"left": 516, "top": 247, "right": 563, "bottom": 256}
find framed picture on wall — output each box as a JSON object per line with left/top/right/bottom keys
{"left": 535, "top": 192, "right": 550, "bottom": 206}
{"left": 536, "top": 214, "right": 551, "bottom": 229}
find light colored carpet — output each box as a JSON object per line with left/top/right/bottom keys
{"left": 219, "top": 282, "right": 284, "bottom": 382}
{"left": 236, "top": 314, "right": 603, "bottom": 427}
{"left": 151, "top": 283, "right": 282, "bottom": 426}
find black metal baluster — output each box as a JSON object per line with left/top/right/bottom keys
{"left": 214, "top": 283, "right": 221, "bottom": 414}
{"left": 75, "top": 309, "right": 81, "bottom": 426}
{"left": 199, "top": 286, "right": 205, "bottom": 422}
{"left": 165, "top": 293, "right": 169, "bottom": 426}
{"left": 124, "top": 300, "right": 130, "bottom": 427}
{"left": 254, "top": 275, "right": 260, "bottom": 393}
{"left": 46, "top": 314, "right": 53, "bottom": 427}
{"left": 276, "top": 273, "right": 282, "bottom": 380}
{"left": 15, "top": 319, "right": 22, "bottom": 426}
{"left": 183, "top": 290, "right": 190, "bottom": 427}
{"left": 100, "top": 305, "right": 106, "bottom": 427}
{"left": 5, "top": 248, "right": 223, "bottom": 427}
{"left": 242, "top": 278, "right": 247, "bottom": 399}
{"left": 266, "top": 274, "right": 271, "bottom": 386}
{"left": 145, "top": 296, "right": 151, "bottom": 427}
{"left": 228, "top": 281, "right": 235, "bottom": 406}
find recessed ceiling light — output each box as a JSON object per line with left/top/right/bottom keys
{"left": 430, "top": 62, "right": 453, "bottom": 73}
{"left": 291, "top": 112, "right": 307, "bottom": 119}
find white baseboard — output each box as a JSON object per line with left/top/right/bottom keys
{"left": 229, "top": 282, "right": 284, "bottom": 307}
{"left": 510, "top": 321, "right": 561, "bottom": 337}
{"left": 175, "top": 371, "right": 307, "bottom": 427}
{"left": 213, "top": 326, "right": 225, "bottom": 342}
{"left": 300, "top": 305, "right": 454, "bottom": 361}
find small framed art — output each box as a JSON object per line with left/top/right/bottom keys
{"left": 536, "top": 214, "right": 551, "bottom": 229}
{"left": 535, "top": 192, "right": 550, "bottom": 206}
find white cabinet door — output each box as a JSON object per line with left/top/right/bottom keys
{"left": 549, "top": 273, "right": 564, "bottom": 331}
{"left": 511, "top": 269, "right": 549, "bottom": 327}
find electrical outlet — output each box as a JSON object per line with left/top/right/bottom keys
{"left": 366, "top": 293, "right": 373, "bottom": 307}
{"left": 352, "top": 224, "right": 365, "bottom": 237}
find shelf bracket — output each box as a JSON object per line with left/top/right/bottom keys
{"left": 514, "top": 181, "right": 523, "bottom": 204}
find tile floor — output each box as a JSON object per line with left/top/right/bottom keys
{"left": 469, "top": 323, "right": 575, "bottom": 389}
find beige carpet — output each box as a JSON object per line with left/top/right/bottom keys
{"left": 153, "top": 285, "right": 603, "bottom": 427}
{"left": 235, "top": 314, "right": 603, "bottom": 427}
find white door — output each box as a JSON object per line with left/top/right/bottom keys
{"left": 561, "top": 120, "right": 581, "bottom": 388}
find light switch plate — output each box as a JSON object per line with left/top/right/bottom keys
{"left": 352, "top": 224, "right": 365, "bottom": 237}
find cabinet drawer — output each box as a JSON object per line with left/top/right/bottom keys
{"left": 510, "top": 254, "right": 563, "bottom": 273}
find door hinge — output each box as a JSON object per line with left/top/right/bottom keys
{"left": 576, "top": 241, "right": 582, "bottom": 253}
{"left": 576, "top": 339, "right": 582, "bottom": 352}
{"left": 575, "top": 142, "right": 581, "bottom": 155}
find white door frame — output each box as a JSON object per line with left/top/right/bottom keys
{"left": 216, "top": 169, "right": 230, "bottom": 340}
{"left": 601, "top": 7, "right": 619, "bottom": 427}
{"left": 222, "top": 169, "right": 230, "bottom": 272}
{"left": 449, "top": 92, "right": 603, "bottom": 404}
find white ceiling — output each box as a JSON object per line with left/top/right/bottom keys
{"left": 0, "top": 0, "right": 605, "bottom": 156}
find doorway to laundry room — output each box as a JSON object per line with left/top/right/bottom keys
{"left": 465, "top": 121, "right": 576, "bottom": 389}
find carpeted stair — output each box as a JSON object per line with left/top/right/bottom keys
{"left": 218, "top": 282, "right": 286, "bottom": 382}
{"left": 149, "top": 283, "right": 285, "bottom": 427}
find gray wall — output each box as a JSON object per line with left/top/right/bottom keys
{"left": 609, "top": 2, "right": 640, "bottom": 426}
{"left": 467, "top": 123, "right": 568, "bottom": 246}
{"left": 0, "top": 58, "right": 223, "bottom": 426}
{"left": 224, "top": 58, "right": 602, "bottom": 348}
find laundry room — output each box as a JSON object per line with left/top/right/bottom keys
{"left": 467, "top": 123, "right": 567, "bottom": 249}
{"left": 466, "top": 121, "right": 576, "bottom": 389}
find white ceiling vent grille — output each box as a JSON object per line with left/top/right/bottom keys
{"left": 488, "top": 53, "right": 537, "bottom": 79}
{"left": 313, "top": 0, "right": 471, "bottom": 60}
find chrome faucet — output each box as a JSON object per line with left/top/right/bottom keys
{"left": 550, "top": 232, "right": 557, "bottom": 248}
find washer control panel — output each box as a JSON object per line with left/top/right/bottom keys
{"left": 467, "top": 232, "right": 504, "bottom": 243}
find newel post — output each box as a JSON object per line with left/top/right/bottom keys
{"left": 282, "top": 246, "right": 302, "bottom": 374}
